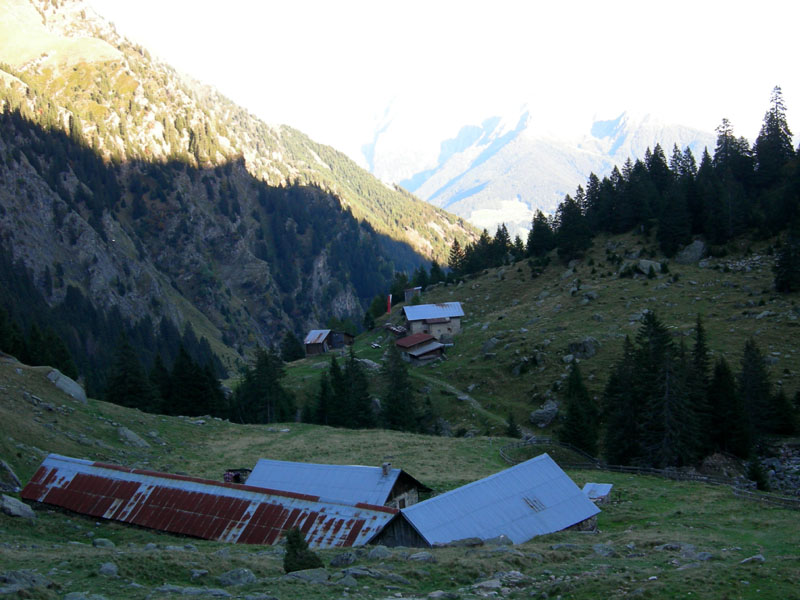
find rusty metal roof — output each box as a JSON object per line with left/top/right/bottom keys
{"left": 397, "top": 453, "right": 599, "bottom": 546}
{"left": 304, "top": 329, "right": 331, "bottom": 345}
{"left": 395, "top": 333, "right": 436, "bottom": 348}
{"left": 403, "top": 302, "right": 464, "bottom": 322}
{"left": 22, "top": 454, "right": 396, "bottom": 548}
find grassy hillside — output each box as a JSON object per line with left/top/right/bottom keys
{"left": 2, "top": 352, "right": 799, "bottom": 599}
{"left": 284, "top": 231, "right": 800, "bottom": 438}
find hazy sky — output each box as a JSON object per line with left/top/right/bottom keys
{"left": 87, "top": 0, "right": 798, "bottom": 163}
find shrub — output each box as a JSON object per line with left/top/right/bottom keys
{"left": 283, "top": 528, "right": 323, "bottom": 573}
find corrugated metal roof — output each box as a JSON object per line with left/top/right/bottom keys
{"left": 403, "top": 302, "right": 464, "bottom": 322}
{"left": 395, "top": 333, "right": 436, "bottom": 348}
{"left": 399, "top": 453, "right": 599, "bottom": 546}
{"left": 245, "top": 459, "right": 404, "bottom": 506}
{"left": 582, "top": 482, "right": 613, "bottom": 500}
{"left": 407, "top": 341, "right": 445, "bottom": 358}
{"left": 22, "top": 454, "right": 396, "bottom": 548}
{"left": 304, "top": 329, "right": 331, "bottom": 345}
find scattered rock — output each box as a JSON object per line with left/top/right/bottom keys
{"left": 64, "top": 593, "right": 109, "bottom": 600}
{"left": 408, "top": 551, "right": 436, "bottom": 563}
{"left": 356, "top": 358, "right": 381, "bottom": 372}
{"left": 47, "top": 368, "right": 87, "bottom": 404}
{"left": 0, "top": 570, "right": 52, "bottom": 593}
{"left": 550, "top": 543, "right": 580, "bottom": 551}
{"left": 484, "top": 534, "right": 513, "bottom": 546}
{"left": 92, "top": 538, "right": 115, "bottom": 549}
{"left": 530, "top": 400, "right": 559, "bottom": 428}
{"left": 283, "top": 567, "right": 329, "bottom": 584}
{"left": 218, "top": 568, "right": 256, "bottom": 586}
{"left": 740, "top": 554, "right": 766, "bottom": 564}
{"left": 367, "top": 545, "right": 392, "bottom": 560}
{"left": 98, "top": 562, "right": 118, "bottom": 577}
{"left": 117, "top": 427, "right": 150, "bottom": 448}
{"left": 0, "top": 494, "right": 35, "bottom": 519}
{"left": 447, "top": 537, "right": 484, "bottom": 548}
{"left": 335, "top": 574, "right": 358, "bottom": 587}
{"left": 473, "top": 578, "right": 502, "bottom": 590}
{"left": 562, "top": 354, "right": 574, "bottom": 364}
{"left": 568, "top": 337, "right": 599, "bottom": 359}
{"left": 330, "top": 551, "right": 357, "bottom": 567}
{"left": 428, "top": 591, "right": 460, "bottom": 599}
{"left": 191, "top": 569, "right": 209, "bottom": 579}
{"left": 592, "top": 543, "right": 617, "bottom": 557}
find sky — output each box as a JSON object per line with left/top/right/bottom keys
{"left": 86, "top": 0, "right": 798, "bottom": 166}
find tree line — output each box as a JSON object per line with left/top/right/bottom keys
{"left": 445, "top": 87, "right": 799, "bottom": 282}
{"left": 560, "top": 313, "right": 797, "bottom": 468}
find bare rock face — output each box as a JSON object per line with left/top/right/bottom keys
{"left": 0, "top": 460, "right": 22, "bottom": 493}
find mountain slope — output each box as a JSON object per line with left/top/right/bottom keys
{"left": 0, "top": 0, "right": 476, "bottom": 390}
{"left": 366, "top": 105, "right": 716, "bottom": 236}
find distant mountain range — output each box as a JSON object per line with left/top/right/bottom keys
{"left": 362, "top": 105, "right": 716, "bottom": 236}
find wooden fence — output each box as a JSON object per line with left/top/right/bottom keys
{"left": 501, "top": 437, "right": 800, "bottom": 511}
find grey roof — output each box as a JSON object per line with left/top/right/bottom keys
{"left": 403, "top": 302, "right": 464, "bottom": 322}
{"left": 304, "top": 329, "right": 331, "bottom": 345}
{"left": 245, "top": 458, "right": 405, "bottom": 506}
{"left": 407, "top": 340, "right": 445, "bottom": 358}
{"left": 399, "top": 453, "right": 600, "bottom": 545}
{"left": 582, "top": 483, "right": 614, "bottom": 499}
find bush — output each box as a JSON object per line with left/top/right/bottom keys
{"left": 283, "top": 527, "right": 323, "bottom": 573}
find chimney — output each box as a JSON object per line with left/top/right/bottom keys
{"left": 381, "top": 462, "right": 391, "bottom": 476}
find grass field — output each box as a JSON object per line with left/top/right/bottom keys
{"left": 1, "top": 358, "right": 798, "bottom": 599}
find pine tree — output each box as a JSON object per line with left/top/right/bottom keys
{"left": 754, "top": 86, "right": 795, "bottom": 187}
{"left": 774, "top": 223, "right": 800, "bottom": 292}
{"left": 707, "top": 357, "right": 750, "bottom": 457}
{"left": 688, "top": 316, "right": 713, "bottom": 457}
{"left": 313, "top": 372, "right": 333, "bottom": 425}
{"left": 448, "top": 239, "right": 466, "bottom": 275}
{"left": 554, "top": 195, "right": 591, "bottom": 262}
{"left": 283, "top": 527, "right": 323, "bottom": 573}
{"left": 738, "top": 338, "right": 773, "bottom": 439}
{"left": 279, "top": 331, "right": 305, "bottom": 362}
{"left": 381, "top": 344, "right": 418, "bottom": 432}
{"left": 105, "top": 336, "right": 155, "bottom": 410}
{"left": 559, "top": 363, "right": 599, "bottom": 456}
{"left": 526, "top": 210, "right": 555, "bottom": 257}
{"left": 344, "top": 348, "right": 376, "bottom": 429}
{"left": 602, "top": 337, "right": 642, "bottom": 465}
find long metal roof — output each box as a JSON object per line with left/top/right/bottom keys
{"left": 22, "top": 454, "right": 396, "bottom": 548}
{"left": 398, "top": 453, "right": 599, "bottom": 546}
{"left": 245, "top": 459, "right": 416, "bottom": 506}
{"left": 304, "top": 329, "right": 331, "bottom": 345}
{"left": 403, "top": 302, "right": 464, "bottom": 322}
{"left": 406, "top": 341, "right": 445, "bottom": 358}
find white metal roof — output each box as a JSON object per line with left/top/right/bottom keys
{"left": 407, "top": 340, "right": 445, "bottom": 358}
{"left": 246, "top": 459, "right": 404, "bottom": 506}
{"left": 403, "top": 302, "right": 464, "bottom": 322}
{"left": 399, "top": 453, "right": 599, "bottom": 545}
{"left": 304, "top": 329, "right": 331, "bottom": 345}
{"left": 582, "top": 482, "right": 614, "bottom": 499}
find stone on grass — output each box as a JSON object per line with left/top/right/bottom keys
{"left": 283, "top": 567, "right": 329, "bottom": 584}
{"left": 218, "top": 568, "right": 256, "bottom": 586}
{"left": 484, "top": 534, "right": 513, "bottom": 546}
{"left": 408, "top": 551, "right": 436, "bottom": 563}
{"left": 329, "top": 551, "right": 357, "bottom": 567}
{"left": 740, "top": 554, "right": 766, "bottom": 564}
{"left": 92, "top": 538, "right": 115, "bottom": 549}
{"left": 98, "top": 562, "right": 118, "bottom": 577}
{"left": 117, "top": 427, "right": 150, "bottom": 448}
{"left": 0, "top": 460, "right": 22, "bottom": 493}
{"left": 368, "top": 545, "right": 392, "bottom": 560}
{"left": 0, "top": 494, "right": 35, "bottom": 519}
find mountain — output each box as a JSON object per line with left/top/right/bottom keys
{"left": 0, "top": 0, "right": 475, "bottom": 391}
{"left": 363, "top": 104, "right": 716, "bottom": 236}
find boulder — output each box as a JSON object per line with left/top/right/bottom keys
{"left": 218, "top": 568, "right": 256, "bottom": 586}
{"left": 0, "top": 570, "right": 52, "bottom": 593}
{"left": 568, "top": 337, "right": 599, "bottom": 359}
{"left": 674, "top": 240, "right": 707, "bottom": 265}
{"left": 484, "top": 534, "right": 513, "bottom": 546}
{"left": 0, "top": 459, "right": 22, "bottom": 493}
{"left": 329, "top": 551, "right": 357, "bottom": 567}
{"left": 530, "top": 400, "right": 559, "bottom": 428}
{"left": 367, "top": 545, "right": 392, "bottom": 560}
{"left": 98, "top": 562, "right": 118, "bottom": 577}
{"left": 283, "top": 568, "right": 329, "bottom": 584}
{"left": 408, "top": 551, "right": 436, "bottom": 563}
{"left": 638, "top": 259, "right": 662, "bottom": 274}
{"left": 47, "top": 368, "right": 87, "bottom": 404}
{"left": 0, "top": 494, "right": 35, "bottom": 519}
{"left": 117, "top": 427, "right": 150, "bottom": 448}
{"left": 92, "top": 538, "right": 115, "bottom": 549}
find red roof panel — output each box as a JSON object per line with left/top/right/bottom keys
{"left": 22, "top": 454, "right": 397, "bottom": 549}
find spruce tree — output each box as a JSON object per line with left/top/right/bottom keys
{"left": 283, "top": 527, "right": 323, "bottom": 573}
{"left": 105, "top": 336, "right": 155, "bottom": 410}
{"left": 559, "top": 363, "right": 599, "bottom": 456}
{"left": 688, "top": 316, "right": 713, "bottom": 457}
{"left": 754, "top": 86, "right": 795, "bottom": 187}
{"left": 738, "top": 338, "right": 773, "bottom": 439}
{"left": 280, "top": 331, "right": 305, "bottom": 362}
{"left": 774, "top": 223, "right": 800, "bottom": 292}
{"left": 707, "top": 357, "right": 750, "bottom": 457}
{"left": 603, "top": 337, "right": 642, "bottom": 465}
{"left": 448, "top": 239, "right": 465, "bottom": 276}
{"left": 380, "top": 344, "right": 418, "bottom": 432}
{"left": 526, "top": 210, "right": 555, "bottom": 257}
{"left": 344, "top": 348, "right": 376, "bottom": 429}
